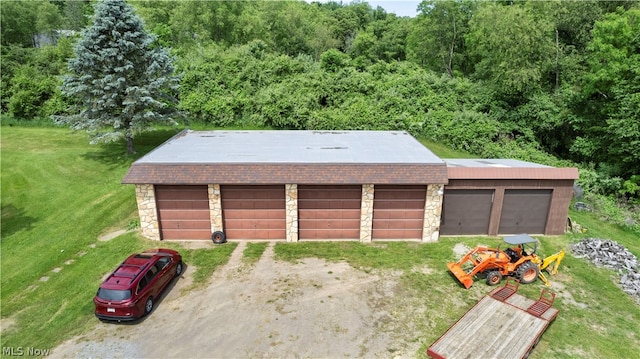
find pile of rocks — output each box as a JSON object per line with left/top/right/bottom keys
{"left": 571, "top": 238, "right": 640, "bottom": 303}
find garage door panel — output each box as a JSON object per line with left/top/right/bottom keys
{"left": 158, "top": 200, "right": 210, "bottom": 210}
{"left": 222, "top": 200, "right": 284, "bottom": 210}
{"left": 223, "top": 209, "right": 285, "bottom": 220}
{"left": 299, "top": 199, "right": 361, "bottom": 210}
{"left": 373, "top": 219, "right": 423, "bottom": 230}
{"left": 499, "top": 189, "right": 551, "bottom": 234}
{"left": 377, "top": 201, "right": 425, "bottom": 210}
{"left": 155, "top": 186, "right": 207, "bottom": 201}
{"left": 298, "top": 185, "right": 361, "bottom": 240}
{"left": 159, "top": 220, "right": 210, "bottom": 230}
{"left": 372, "top": 185, "right": 426, "bottom": 240}
{"left": 440, "top": 189, "right": 493, "bottom": 235}
{"left": 157, "top": 209, "right": 210, "bottom": 220}
{"left": 373, "top": 229, "right": 424, "bottom": 238}
{"left": 224, "top": 228, "right": 285, "bottom": 240}
{"left": 304, "top": 229, "right": 360, "bottom": 239}
{"left": 160, "top": 229, "right": 212, "bottom": 240}
{"left": 299, "top": 186, "right": 361, "bottom": 199}
{"left": 373, "top": 209, "right": 423, "bottom": 220}
{"left": 156, "top": 185, "right": 210, "bottom": 240}
{"left": 221, "top": 185, "right": 286, "bottom": 240}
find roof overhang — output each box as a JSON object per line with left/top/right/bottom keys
{"left": 122, "top": 162, "right": 449, "bottom": 185}
{"left": 122, "top": 130, "right": 448, "bottom": 185}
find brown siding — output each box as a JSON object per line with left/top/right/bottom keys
{"left": 448, "top": 167, "right": 579, "bottom": 180}
{"left": 372, "top": 185, "right": 426, "bottom": 239}
{"left": 155, "top": 185, "right": 210, "bottom": 240}
{"left": 446, "top": 179, "right": 575, "bottom": 235}
{"left": 298, "top": 185, "right": 361, "bottom": 240}
{"left": 221, "top": 185, "right": 285, "bottom": 240}
{"left": 122, "top": 163, "right": 448, "bottom": 185}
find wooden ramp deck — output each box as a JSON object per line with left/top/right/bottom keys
{"left": 427, "top": 280, "right": 559, "bottom": 359}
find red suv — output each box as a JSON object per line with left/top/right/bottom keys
{"left": 94, "top": 249, "right": 182, "bottom": 321}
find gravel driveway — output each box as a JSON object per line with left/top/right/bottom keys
{"left": 51, "top": 242, "right": 425, "bottom": 358}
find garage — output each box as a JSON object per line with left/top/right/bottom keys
{"left": 372, "top": 185, "right": 426, "bottom": 240}
{"left": 221, "top": 185, "right": 286, "bottom": 240}
{"left": 123, "top": 130, "right": 576, "bottom": 241}
{"left": 498, "top": 189, "right": 552, "bottom": 234}
{"left": 155, "top": 185, "right": 210, "bottom": 240}
{"left": 440, "top": 189, "right": 494, "bottom": 235}
{"left": 298, "top": 185, "right": 361, "bottom": 240}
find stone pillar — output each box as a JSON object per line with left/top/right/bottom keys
{"left": 285, "top": 184, "right": 298, "bottom": 242}
{"left": 360, "top": 184, "right": 375, "bottom": 242}
{"left": 208, "top": 184, "right": 223, "bottom": 234}
{"left": 135, "top": 184, "right": 160, "bottom": 240}
{"left": 422, "top": 184, "right": 444, "bottom": 242}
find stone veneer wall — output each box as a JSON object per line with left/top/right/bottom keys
{"left": 422, "top": 184, "right": 444, "bottom": 242}
{"left": 135, "top": 184, "right": 160, "bottom": 240}
{"left": 285, "top": 184, "right": 298, "bottom": 242}
{"left": 360, "top": 184, "right": 374, "bottom": 242}
{"left": 208, "top": 184, "right": 223, "bottom": 234}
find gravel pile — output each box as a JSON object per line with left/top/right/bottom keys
{"left": 571, "top": 238, "right": 640, "bottom": 304}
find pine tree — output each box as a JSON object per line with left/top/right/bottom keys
{"left": 55, "top": 0, "right": 180, "bottom": 154}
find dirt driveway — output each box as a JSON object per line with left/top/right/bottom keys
{"left": 51, "top": 242, "right": 426, "bottom": 358}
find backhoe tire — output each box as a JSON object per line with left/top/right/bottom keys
{"left": 516, "top": 261, "right": 539, "bottom": 284}
{"left": 485, "top": 271, "right": 503, "bottom": 286}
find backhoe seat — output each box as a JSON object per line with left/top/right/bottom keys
{"left": 505, "top": 248, "right": 520, "bottom": 263}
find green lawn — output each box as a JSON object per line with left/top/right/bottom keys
{"left": 1, "top": 126, "right": 639, "bottom": 358}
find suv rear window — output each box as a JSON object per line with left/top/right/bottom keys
{"left": 97, "top": 288, "right": 132, "bottom": 301}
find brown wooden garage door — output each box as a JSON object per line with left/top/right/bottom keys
{"left": 372, "top": 185, "right": 426, "bottom": 240}
{"left": 298, "top": 185, "right": 361, "bottom": 240}
{"left": 156, "top": 185, "right": 210, "bottom": 240}
{"left": 440, "top": 189, "right": 494, "bottom": 235}
{"left": 221, "top": 185, "right": 286, "bottom": 240}
{"left": 499, "top": 189, "right": 552, "bottom": 234}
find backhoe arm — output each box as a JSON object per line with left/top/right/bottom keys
{"left": 540, "top": 250, "right": 565, "bottom": 275}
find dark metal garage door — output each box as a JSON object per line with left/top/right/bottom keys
{"left": 372, "top": 185, "right": 426, "bottom": 240}
{"left": 221, "top": 185, "right": 286, "bottom": 240}
{"left": 440, "top": 189, "right": 494, "bottom": 235}
{"left": 298, "top": 185, "right": 361, "bottom": 240}
{"left": 156, "top": 185, "right": 210, "bottom": 240}
{"left": 499, "top": 189, "right": 552, "bottom": 234}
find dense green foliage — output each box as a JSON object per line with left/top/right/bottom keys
{"left": 1, "top": 0, "right": 638, "bottom": 229}
{"left": 54, "top": 0, "right": 181, "bottom": 154}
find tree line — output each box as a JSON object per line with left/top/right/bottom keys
{"left": 1, "top": 0, "right": 639, "bottom": 223}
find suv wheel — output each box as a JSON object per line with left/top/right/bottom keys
{"left": 144, "top": 297, "right": 154, "bottom": 315}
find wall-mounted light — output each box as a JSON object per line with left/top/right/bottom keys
{"left": 437, "top": 187, "right": 444, "bottom": 196}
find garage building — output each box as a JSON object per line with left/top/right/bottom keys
{"left": 122, "top": 130, "right": 578, "bottom": 241}
{"left": 440, "top": 159, "right": 578, "bottom": 236}
{"left": 122, "top": 130, "right": 448, "bottom": 242}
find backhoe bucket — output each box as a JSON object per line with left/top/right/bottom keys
{"left": 447, "top": 262, "right": 474, "bottom": 289}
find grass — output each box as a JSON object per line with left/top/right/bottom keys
{"left": 274, "top": 229, "right": 640, "bottom": 358}
{"left": 0, "top": 126, "right": 231, "bottom": 350}
{"left": 2, "top": 125, "right": 639, "bottom": 358}
{"left": 243, "top": 242, "right": 269, "bottom": 265}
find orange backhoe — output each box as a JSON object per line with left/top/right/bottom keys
{"left": 447, "top": 234, "right": 564, "bottom": 289}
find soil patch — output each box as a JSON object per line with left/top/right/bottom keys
{"left": 51, "top": 242, "right": 424, "bottom": 358}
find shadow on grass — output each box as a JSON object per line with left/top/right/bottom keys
{"left": 81, "top": 128, "right": 183, "bottom": 168}
{"left": 1, "top": 203, "right": 37, "bottom": 238}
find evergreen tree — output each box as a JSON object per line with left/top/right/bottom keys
{"left": 55, "top": 0, "right": 180, "bottom": 154}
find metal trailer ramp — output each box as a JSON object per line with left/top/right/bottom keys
{"left": 427, "top": 279, "right": 559, "bottom": 359}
